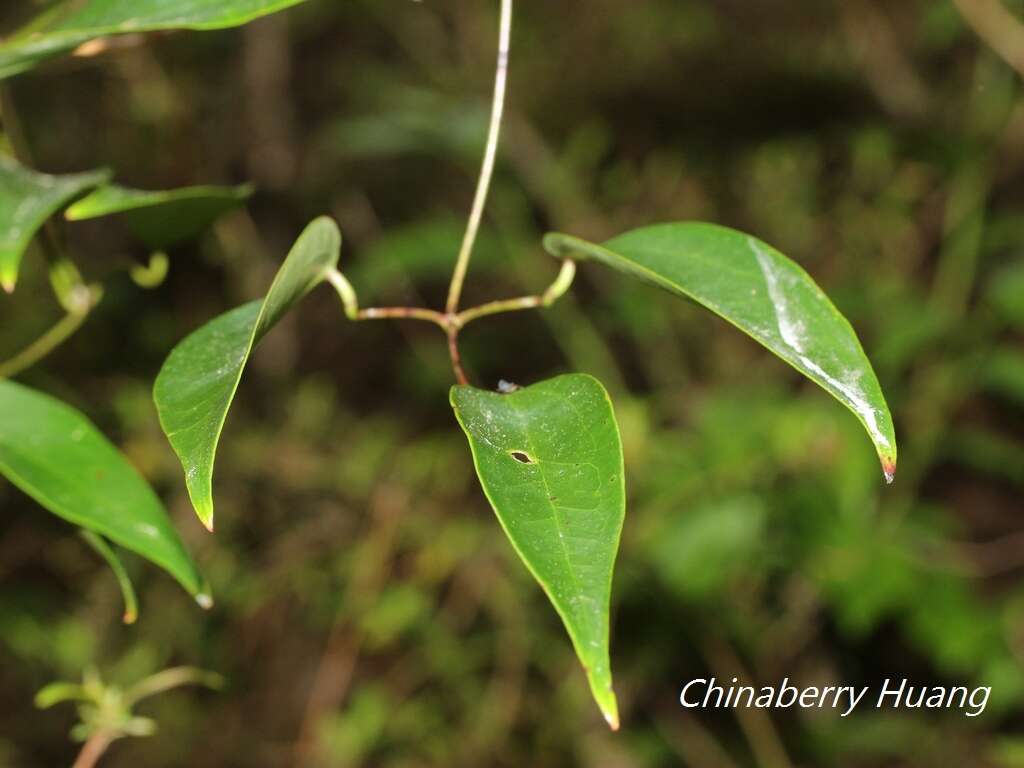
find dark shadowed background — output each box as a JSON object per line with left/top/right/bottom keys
{"left": 2, "top": 0, "right": 1024, "bottom": 765}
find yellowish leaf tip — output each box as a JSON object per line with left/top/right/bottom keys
{"left": 604, "top": 710, "right": 620, "bottom": 731}
{"left": 1, "top": 278, "right": 13, "bottom": 293}
{"left": 195, "top": 502, "right": 215, "bottom": 533}
{"left": 591, "top": 679, "right": 620, "bottom": 732}
{"left": 196, "top": 593, "right": 214, "bottom": 610}
{"left": 122, "top": 610, "right": 138, "bottom": 625}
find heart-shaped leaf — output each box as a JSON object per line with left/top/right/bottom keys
{"left": 66, "top": 183, "right": 253, "bottom": 250}
{"left": 545, "top": 223, "right": 898, "bottom": 481}
{"left": 154, "top": 216, "right": 341, "bottom": 530}
{"left": 0, "top": 0, "right": 311, "bottom": 79}
{"left": 451, "top": 374, "right": 625, "bottom": 729}
{"left": 0, "top": 379, "right": 210, "bottom": 606}
{"left": 0, "top": 155, "right": 109, "bottom": 292}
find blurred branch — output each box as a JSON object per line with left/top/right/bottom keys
{"left": 73, "top": 732, "right": 114, "bottom": 768}
{"left": 79, "top": 531, "right": 138, "bottom": 625}
{"left": 289, "top": 485, "right": 404, "bottom": 768}
{"left": 931, "top": 159, "right": 991, "bottom": 317}
{"left": 954, "top": 0, "right": 1024, "bottom": 79}
{"left": 915, "top": 531, "right": 1024, "bottom": 577}
{"left": 123, "top": 668, "right": 225, "bottom": 708}
{"left": 703, "top": 639, "right": 794, "bottom": 768}
{"left": 244, "top": 16, "right": 296, "bottom": 188}
{"left": 454, "top": 563, "right": 528, "bottom": 762}
{"left": 657, "top": 713, "right": 742, "bottom": 768}
{"left": 0, "top": 283, "right": 100, "bottom": 379}
{"left": 839, "top": 0, "right": 929, "bottom": 120}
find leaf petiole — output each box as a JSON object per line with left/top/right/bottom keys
{"left": 79, "top": 530, "right": 139, "bottom": 625}
{"left": 328, "top": 254, "right": 575, "bottom": 387}
{"left": 0, "top": 283, "right": 101, "bottom": 379}
{"left": 453, "top": 259, "right": 576, "bottom": 327}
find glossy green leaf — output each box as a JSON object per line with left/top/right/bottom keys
{"left": 154, "top": 217, "right": 341, "bottom": 530}
{"left": 0, "top": 0, "right": 311, "bottom": 79}
{"left": 66, "top": 183, "right": 254, "bottom": 249}
{"left": 0, "top": 379, "right": 209, "bottom": 605}
{"left": 451, "top": 374, "right": 625, "bottom": 729}
{"left": 545, "top": 223, "right": 898, "bottom": 481}
{"left": 0, "top": 155, "right": 109, "bottom": 292}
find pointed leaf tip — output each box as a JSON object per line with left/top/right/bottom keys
{"left": 199, "top": 507, "right": 215, "bottom": 533}
{"left": 883, "top": 459, "right": 896, "bottom": 485}
{"left": 593, "top": 683, "right": 620, "bottom": 730}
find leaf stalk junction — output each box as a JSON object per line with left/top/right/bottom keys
{"left": 324, "top": 0, "right": 575, "bottom": 386}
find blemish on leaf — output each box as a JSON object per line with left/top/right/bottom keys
{"left": 510, "top": 450, "right": 535, "bottom": 464}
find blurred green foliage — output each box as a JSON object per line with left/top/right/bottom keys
{"left": 1, "top": 0, "right": 1023, "bottom": 766}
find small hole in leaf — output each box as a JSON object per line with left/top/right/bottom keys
{"left": 510, "top": 451, "right": 534, "bottom": 464}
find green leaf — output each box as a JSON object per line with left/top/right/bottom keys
{"left": 0, "top": 379, "right": 210, "bottom": 605}
{"left": 80, "top": 530, "right": 139, "bottom": 625}
{"left": 154, "top": 217, "right": 341, "bottom": 530}
{"left": 0, "top": 0, "right": 311, "bottom": 79}
{"left": 451, "top": 374, "right": 625, "bottom": 729}
{"left": 0, "top": 155, "right": 109, "bottom": 292}
{"left": 65, "top": 183, "right": 254, "bottom": 250}
{"left": 34, "top": 682, "right": 89, "bottom": 709}
{"left": 545, "top": 223, "right": 898, "bottom": 481}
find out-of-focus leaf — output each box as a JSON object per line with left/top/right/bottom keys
{"left": 944, "top": 426, "right": 1024, "bottom": 484}
{"left": 450, "top": 374, "right": 624, "bottom": 729}
{"left": 80, "top": 530, "right": 139, "bottom": 624}
{"left": 154, "top": 217, "right": 341, "bottom": 530}
{"left": 122, "top": 666, "right": 225, "bottom": 706}
{"left": 0, "top": 0, "right": 311, "bottom": 79}
{"left": 546, "top": 223, "right": 898, "bottom": 481}
{"left": 0, "top": 156, "right": 109, "bottom": 292}
{"left": 329, "top": 99, "right": 490, "bottom": 160}
{"left": 982, "top": 348, "right": 1024, "bottom": 407}
{"left": 649, "top": 496, "right": 766, "bottom": 600}
{"left": 986, "top": 260, "right": 1024, "bottom": 329}
{"left": 66, "top": 183, "right": 253, "bottom": 249}
{"left": 349, "top": 216, "right": 502, "bottom": 295}
{"left": 34, "top": 682, "right": 88, "bottom": 709}
{"left": 0, "top": 379, "right": 210, "bottom": 605}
